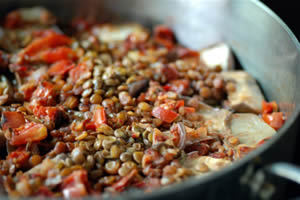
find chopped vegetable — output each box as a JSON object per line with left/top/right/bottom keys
{"left": 20, "top": 31, "right": 72, "bottom": 59}
{"left": 35, "top": 47, "right": 77, "bottom": 64}
{"left": 7, "top": 147, "right": 30, "bottom": 165}
{"left": 262, "top": 100, "right": 278, "bottom": 114}
{"left": 262, "top": 112, "right": 285, "bottom": 130}
{"left": 111, "top": 169, "right": 137, "bottom": 192}
{"left": 93, "top": 106, "right": 107, "bottom": 126}
{"left": 68, "top": 63, "right": 91, "bottom": 83}
{"left": 154, "top": 25, "right": 175, "bottom": 49}
{"left": 152, "top": 107, "right": 178, "bottom": 123}
{"left": 48, "top": 59, "right": 75, "bottom": 76}
{"left": 10, "top": 122, "right": 48, "bottom": 146}
{"left": 61, "top": 170, "right": 89, "bottom": 198}
{"left": 0, "top": 8, "right": 286, "bottom": 198}
{"left": 31, "top": 81, "right": 56, "bottom": 106}
{"left": 1, "top": 111, "right": 25, "bottom": 130}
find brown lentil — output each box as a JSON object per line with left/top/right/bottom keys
{"left": 0, "top": 9, "right": 281, "bottom": 199}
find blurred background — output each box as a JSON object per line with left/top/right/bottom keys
{"left": 264, "top": 1, "right": 299, "bottom": 39}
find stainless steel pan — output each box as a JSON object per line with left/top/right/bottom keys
{"left": 0, "top": 0, "right": 299, "bottom": 199}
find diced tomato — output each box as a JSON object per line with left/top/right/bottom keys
{"left": 163, "top": 85, "right": 172, "bottom": 91}
{"left": 257, "top": 138, "right": 270, "bottom": 147}
{"left": 152, "top": 130, "right": 167, "bottom": 143}
{"left": 93, "top": 106, "right": 107, "bottom": 127}
{"left": 184, "top": 106, "right": 195, "bottom": 113}
{"left": 142, "top": 149, "right": 161, "bottom": 168}
{"left": 175, "top": 100, "right": 185, "bottom": 109}
{"left": 10, "top": 122, "right": 47, "bottom": 146}
{"left": 161, "top": 65, "right": 179, "bottom": 81}
{"left": 84, "top": 121, "right": 96, "bottom": 131}
{"left": 9, "top": 64, "right": 30, "bottom": 78}
{"left": 31, "top": 81, "right": 56, "bottom": 106}
{"left": 237, "top": 145, "right": 255, "bottom": 158}
{"left": 20, "top": 83, "right": 36, "bottom": 101}
{"left": 31, "top": 105, "right": 62, "bottom": 121}
{"left": 152, "top": 107, "right": 178, "bottom": 123}
{"left": 262, "top": 101, "right": 278, "bottom": 114}
{"left": 154, "top": 25, "right": 175, "bottom": 50}
{"left": 20, "top": 32, "right": 72, "bottom": 60}
{"left": 262, "top": 112, "right": 285, "bottom": 130}
{"left": 176, "top": 47, "right": 199, "bottom": 59}
{"left": 6, "top": 147, "right": 30, "bottom": 165}
{"left": 36, "top": 47, "right": 77, "bottom": 64}
{"left": 61, "top": 170, "right": 89, "bottom": 198}
{"left": 48, "top": 60, "right": 75, "bottom": 76}
{"left": 168, "top": 79, "right": 190, "bottom": 94}
{"left": 4, "top": 11, "right": 21, "bottom": 29}
{"left": 137, "top": 92, "right": 146, "bottom": 102}
{"left": 111, "top": 169, "right": 137, "bottom": 192}
{"left": 134, "top": 178, "right": 161, "bottom": 190}
{"left": 69, "top": 63, "right": 91, "bottom": 83}
{"left": 1, "top": 111, "right": 26, "bottom": 130}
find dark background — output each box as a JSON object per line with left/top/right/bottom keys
{"left": 263, "top": 1, "right": 300, "bottom": 199}
{"left": 263, "top": 1, "right": 300, "bottom": 40}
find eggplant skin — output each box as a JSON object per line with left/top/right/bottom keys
{"left": 221, "top": 71, "right": 265, "bottom": 114}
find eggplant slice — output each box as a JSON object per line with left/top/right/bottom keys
{"left": 229, "top": 113, "right": 276, "bottom": 146}
{"left": 199, "top": 43, "right": 234, "bottom": 71}
{"left": 92, "top": 23, "right": 149, "bottom": 43}
{"left": 221, "top": 71, "right": 265, "bottom": 114}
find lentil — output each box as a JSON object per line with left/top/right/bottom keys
{"left": 0, "top": 8, "right": 283, "bottom": 199}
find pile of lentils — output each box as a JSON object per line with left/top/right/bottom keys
{"left": 0, "top": 7, "right": 234, "bottom": 198}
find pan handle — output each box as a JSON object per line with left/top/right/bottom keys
{"left": 265, "top": 162, "right": 300, "bottom": 184}
{"left": 240, "top": 162, "right": 300, "bottom": 200}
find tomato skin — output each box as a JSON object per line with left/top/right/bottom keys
{"left": 20, "top": 83, "right": 36, "bottom": 101}
{"left": 262, "top": 101, "right": 278, "bottom": 114}
{"left": 161, "top": 65, "right": 178, "bottom": 81}
{"left": 93, "top": 106, "right": 107, "bottom": 127}
{"left": 31, "top": 81, "right": 56, "bottom": 106}
{"left": 175, "top": 100, "right": 185, "bottom": 109}
{"left": 1, "top": 111, "right": 26, "bottom": 130}
{"left": 6, "top": 147, "right": 30, "bottom": 165}
{"left": 9, "top": 64, "right": 30, "bottom": 78}
{"left": 69, "top": 63, "right": 91, "bottom": 83}
{"left": 152, "top": 107, "right": 178, "bottom": 123}
{"left": 37, "top": 47, "right": 77, "bottom": 64}
{"left": 183, "top": 106, "right": 195, "bottom": 113}
{"left": 176, "top": 47, "right": 199, "bottom": 59}
{"left": 262, "top": 112, "right": 285, "bottom": 130}
{"left": 10, "top": 122, "right": 48, "bottom": 146}
{"left": 111, "top": 169, "right": 138, "bottom": 192}
{"left": 168, "top": 79, "right": 190, "bottom": 94}
{"left": 61, "top": 170, "right": 89, "bottom": 198}
{"left": 48, "top": 60, "right": 75, "bottom": 76}
{"left": 31, "top": 105, "right": 65, "bottom": 120}
{"left": 4, "top": 11, "right": 21, "bottom": 29}
{"left": 84, "top": 121, "right": 96, "bottom": 131}
{"left": 154, "top": 25, "right": 175, "bottom": 50}
{"left": 19, "top": 31, "right": 72, "bottom": 63}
